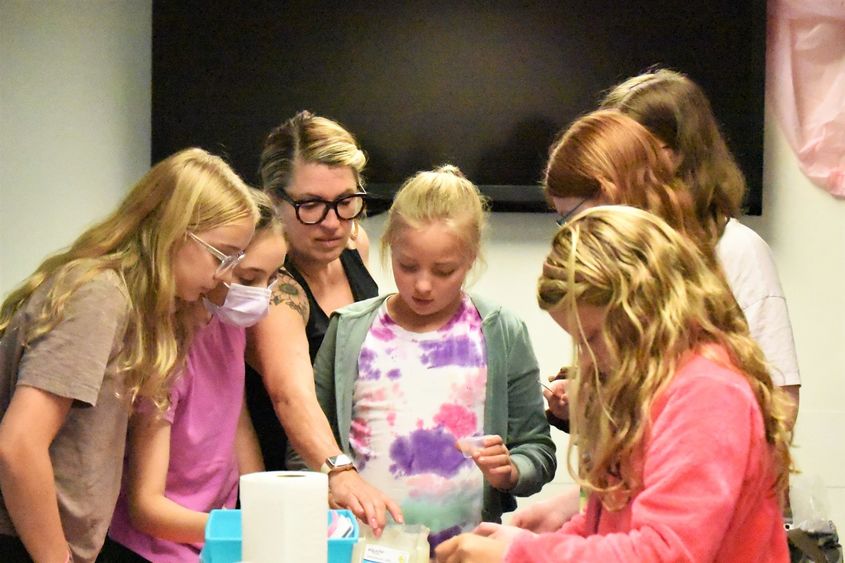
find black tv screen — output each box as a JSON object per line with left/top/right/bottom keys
{"left": 152, "top": 1, "right": 766, "bottom": 214}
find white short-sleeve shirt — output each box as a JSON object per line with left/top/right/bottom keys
{"left": 716, "top": 219, "right": 800, "bottom": 386}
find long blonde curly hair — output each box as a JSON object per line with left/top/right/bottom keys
{"left": 0, "top": 148, "right": 258, "bottom": 408}
{"left": 537, "top": 206, "right": 793, "bottom": 509}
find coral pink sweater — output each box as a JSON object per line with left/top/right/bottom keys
{"left": 507, "top": 347, "right": 788, "bottom": 562}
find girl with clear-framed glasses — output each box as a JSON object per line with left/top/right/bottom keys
{"left": 103, "top": 189, "right": 284, "bottom": 563}
{"left": 0, "top": 148, "right": 258, "bottom": 563}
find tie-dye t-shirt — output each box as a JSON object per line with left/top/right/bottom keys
{"left": 351, "top": 293, "right": 487, "bottom": 551}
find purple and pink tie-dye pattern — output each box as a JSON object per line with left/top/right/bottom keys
{"left": 420, "top": 336, "right": 485, "bottom": 368}
{"left": 389, "top": 427, "right": 470, "bottom": 478}
{"left": 434, "top": 403, "right": 478, "bottom": 439}
{"left": 351, "top": 294, "right": 488, "bottom": 552}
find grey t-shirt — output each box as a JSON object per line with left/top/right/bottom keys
{"left": 0, "top": 267, "right": 131, "bottom": 563}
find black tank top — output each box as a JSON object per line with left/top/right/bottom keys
{"left": 284, "top": 248, "right": 378, "bottom": 362}
{"left": 245, "top": 248, "right": 378, "bottom": 470}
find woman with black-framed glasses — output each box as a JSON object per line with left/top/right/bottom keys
{"left": 275, "top": 189, "right": 368, "bottom": 226}
{"left": 244, "top": 111, "right": 404, "bottom": 535}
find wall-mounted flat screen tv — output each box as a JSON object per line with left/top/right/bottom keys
{"left": 152, "top": 0, "right": 765, "bottom": 214}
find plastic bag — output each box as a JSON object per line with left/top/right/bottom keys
{"left": 788, "top": 474, "right": 843, "bottom": 562}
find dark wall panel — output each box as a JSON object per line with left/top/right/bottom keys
{"left": 153, "top": 1, "right": 765, "bottom": 214}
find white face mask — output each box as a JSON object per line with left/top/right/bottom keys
{"left": 203, "top": 282, "right": 272, "bottom": 327}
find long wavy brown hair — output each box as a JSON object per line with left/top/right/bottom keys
{"left": 600, "top": 68, "right": 746, "bottom": 243}
{"left": 537, "top": 206, "right": 793, "bottom": 509}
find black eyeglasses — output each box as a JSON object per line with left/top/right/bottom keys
{"left": 555, "top": 197, "right": 590, "bottom": 226}
{"left": 278, "top": 190, "right": 367, "bottom": 225}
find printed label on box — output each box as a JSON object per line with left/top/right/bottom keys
{"left": 361, "top": 544, "right": 410, "bottom": 563}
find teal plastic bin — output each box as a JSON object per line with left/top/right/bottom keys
{"left": 201, "top": 508, "right": 358, "bottom": 563}
{"left": 327, "top": 509, "right": 359, "bottom": 563}
{"left": 201, "top": 509, "right": 241, "bottom": 563}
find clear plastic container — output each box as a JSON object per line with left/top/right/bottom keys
{"left": 351, "top": 524, "right": 430, "bottom": 563}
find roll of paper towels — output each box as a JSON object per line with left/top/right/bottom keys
{"left": 240, "top": 471, "right": 329, "bottom": 562}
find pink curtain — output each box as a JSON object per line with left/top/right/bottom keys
{"left": 768, "top": 0, "right": 845, "bottom": 197}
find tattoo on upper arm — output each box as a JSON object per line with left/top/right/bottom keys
{"left": 270, "top": 269, "right": 309, "bottom": 322}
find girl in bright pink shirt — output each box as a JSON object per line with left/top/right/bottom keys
{"left": 435, "top": 206, "right": 794, "bottom": 563}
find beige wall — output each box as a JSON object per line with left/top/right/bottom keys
{"left": 0, "top": 0, "right": 151, "bottom": 295}
{"left": 746, "top": 108, "right": 845, "bottom": 525}
{"left": 2, "top": 0, "right": 843, "bottom": 529}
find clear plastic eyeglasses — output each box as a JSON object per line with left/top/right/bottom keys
{"left": 188, "top": 232, "right": 245, "bottom": 275}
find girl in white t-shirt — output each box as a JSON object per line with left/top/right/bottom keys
{"left": 600, "top": 68, "right": 801, "bottom": 414}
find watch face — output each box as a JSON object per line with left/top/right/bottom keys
{"left": 331, "top": 454, "right": 353, "bottom": 467}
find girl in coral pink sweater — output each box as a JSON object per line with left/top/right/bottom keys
{"left": 435, "top": 206, "right": 793, "bottom": 563}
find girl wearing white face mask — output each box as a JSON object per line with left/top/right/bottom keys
{"left": 101, "top": 190, "right": 285, "bottom": 563}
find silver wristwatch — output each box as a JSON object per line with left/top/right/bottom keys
{"left": 320, "top": 453, "right": 356, "bottom": 475}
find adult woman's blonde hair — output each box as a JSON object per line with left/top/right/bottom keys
{"left": 544, "top": 109, "right": 714, "bottom": 266}
{"left": 600, "top": 68, "right": 746, "bottom": 243}
{"left": 537, "top": 206, "right": 793, "bottom": 509}
{"left": 259, "top": 110, "right": 367, "bottom": 199}
{"left": 0, "top": 148, "right": 258, "bottom": 408}
{"left": 381, "top": 165, "right": 489, "bottom": 272}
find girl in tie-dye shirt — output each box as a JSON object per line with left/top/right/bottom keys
{"left": 313, "top": 165, "right": 556, "bottom": 554}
